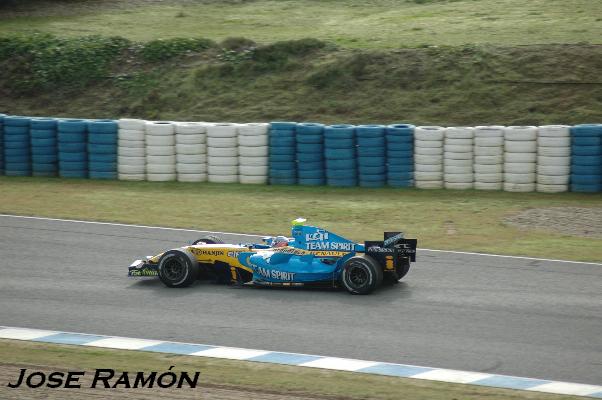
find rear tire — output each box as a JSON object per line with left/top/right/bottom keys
{"left": 158, "top": 249, "right": 199, "bottom": 288}
{"left": 384, "top": 258, "right": 411, "bottom": 284}
{"left": 192, "top": 235, "right": 224, "bottom": 245}
{"left": 340, "top": 255, "right": 382, "bottom": 295}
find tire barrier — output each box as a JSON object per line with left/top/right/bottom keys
{"left": 175, "top": 122, "right": 207, "bottom": 183}
{"left": 503, "top": 126, "right": 537, "bottom": 192}
{"left": 536, "top": 125, "right": 570, "bottom": 193}
{"left": 238, "top": 123, "right": 269, "bottom": 184}
{"left": 570, "top": 124, "right": 602, "bottom": 192}
{"left": 30, "top": 118, "right": 58, "bottom": 177}
{"left": 145, "top": 121, "right": 176, "bottom": 182}
{"left": 3, "top": 116, "right": 31, "bottom": 177}
{"left": 414, "top": 126, "right": 444, "bottom": 189}
{"left": 87, "top": 120, "right": 117, "bottom": 180}
{"left": 357, "top": 125, "right": 386, "bottom": 188}
{"left": 473, "top": 126, "right": 504, "bottom": 190}
{"left": 325, "top": 124, "right": 357, "bottom": 187}
{"left": 58, "top": 119, "right": 88, "bottom": 179}
{"left": 207, "top": 123, "right": 238, "bottom": 183}
{"left": 386, "top": 124, "right": 414, "bottom": 188}
{"left": 443, "top": 127, "right": 473, "bottom": 190}
{"left": 0, "top": 114, "right": 5, "bottom": 175}
{"left": 296, "top": 123, "right": 325, "bottom": 186}
{"left": 269, "top": 122, "right": 297, "bottom": 185}
{"left": 118, "top": 118, "right": 146, "bottom": 181}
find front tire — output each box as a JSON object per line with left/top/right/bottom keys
{"left": 158, "top": 249, "right": 199, "bottom": 288}
{"left": 340, "top": 255, "right": 382, "bottom": 295}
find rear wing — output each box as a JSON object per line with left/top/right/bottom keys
{"left": 364, "top": 231, "right": 417, "bottom": 262}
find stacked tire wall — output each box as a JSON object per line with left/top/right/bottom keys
{"left": 238, "top": 123, "right": 269, "bottom": 184}
{"left": 473, "top": 126, "right": 504, "bottom": 190}
{"left": 4, "top": 116, "right": 31, "bottom": 177}
{"left": 269, "top": 122, "right": 297, "bottom": 185}
{"left": 118, "top": 119, "right": 146, "bottom": 181}
{"left": 570, "top": 124, "right": 602, "bottom": 192}
{"left": 296, "top": 123, "right": 325, "bottom": 186}
{"left": 325, "top": 124, "right": 357, "bottom": 187}
{"left": 414, "top": 126, "right": 444, "bottom": 189}
{"left": 58, "top": 119, "right": 87, "bottom": 178}
{"left": 357, "top": 125, "right": 387, "bottom": 188}
{"left": 503, "top": 126, "right": 537, "bottom": 192}
{"left": 536, "top": 125, "right": 570, "bottom": 193}
{"left": 0, "top": 114, "right": 4, "bottom": 174}
{"left": 176, "top": 122, "right": 207, "bottom": 183}
{"left": 31, "top": 118, "right": 58, "bottom": 177}
{"left": 207, "top": 123, "right": 238, "bottom": 183}
{"left": 386, "top": 124, "right": 414, "bottom": 188}
{"left": 145, "top": 121, "right": 176, "bottom": 182}
{"left": 443, "top": 127, "right": 473, "bottom": 190}
{"left": 88, "top": 120, "right": 118, "bottom": 180}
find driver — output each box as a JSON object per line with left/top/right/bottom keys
{"left": 271, "top": 236, "right": 289, "bottom": 248}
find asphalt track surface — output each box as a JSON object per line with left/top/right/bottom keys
{"left": 0, "top": 215, "right": 600, "bottom": 385}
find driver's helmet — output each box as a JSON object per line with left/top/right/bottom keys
{"left": 272, "top": 236, "right": 289, "bottom": 248}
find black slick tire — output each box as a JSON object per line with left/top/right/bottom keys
{"left": 158, "top": 249, "right": 199, "bottom": 288}
{"left": 340, "top": 255, "right": 382, "bottom": 295}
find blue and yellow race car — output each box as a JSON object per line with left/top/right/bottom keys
{"left": 128, "top": 219, "right": 417, "bottom": 294}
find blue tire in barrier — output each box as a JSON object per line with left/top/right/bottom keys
{"left": 269, "top": 169, "right": 296, "bottom": 179}
{"left": 298, "top": 178, "right": 324, "bottom": 186}
{"left": 326, "top": 158, "right": 356, "bottom": 169}
{"left": 356, "top": 125, "right": 385, "bottom": 138}
{"left": 32, "top": 154, "right": 58, "bottom": 163}
{"left": 571, "top": 183, "right": 602, "bottom": 192}
{"left": 4, "top": 132, "right": 29, "bottom": 141}
{"left": 31, "top": 138, "right": 56, "bottom": 147}
{"left": 5, "top": 155, "right": 30, "bottom": 163}
{"left": 570, "top": 174, "right": 601, "bottom": 185}
{"left": 297, "top": 152, "right": 323, "bottom": 162}
{"left": 324, "top": 148, "right": 355, "bottom": 160}
{"left": 270, "top": 137, "right": 295, "bottom": 147}
{"left": 33, "top": 171, "right": 57, "bottom": 177}
{"left": 388, "top": 179, "right": 413, "bottom": 188}
{"left": 297, "top": 123, "right": 324, "bottom": 135}
{"left": 298, "top": 161, "right": 324, "bottom": 170}
{"left": 58, "top": 142, "right": 87, "bottom": 153}
{"left": 89, "top": 162, "right": 116, "bottom": 172}
{"left": 89, "top": 171, "right": 117, "bottom": 180}
{"left": 59, "top": 152, "right": 86, "bottom": 162}
{"left": 572, "top": 165, "right": 601, "bottom": 175}
{"left": 388, "top": 171, "right": 414, "bottom": 181}
{"left": 572, "top": 136, "right": 601, "bottom": 146}
{"left": 57, "top": 119, "right": 87, "bottom": 133}
{"left": 387, "top": 142, "right": 413, "bottom": 152}
{"left": 269, "top": 129, "right": 296, "bottom": 138}
{"left": 359, "top": 179, "right": 386, "bottom": 188}
{"left": 5, "top": 162, "right": 31, "bottom": 170}
{"left": 5, "top": 170, "right": 31, "bottom": 176}
{"left": 270, "top": 177, "right": 297, "bottom": 185}
{"left": 358, "top": 147, "right": 386, "bottom": 157}
{"left": 30, "top": 129, "right": 56, "bottom": 139}
{"left": 60, "top": 170, "right": 88, "bottom": 179}
{"left": 571, "top": 145, "right": 600, "bottom": 156}
{"left": 296, "top": 143, "right": 323, "bottom": 153}
{"left": 270, "top": 146, "right": 296, "bottom": 155}
{"left": 87, "top": 144, "right": 116, "bottom": 154}
{"left": 324, "top": 138, "right": 354, "bottom": 148}
{"left": 387, "top": 162, "right": 414, "bottom": 172}
{"left": 297, "top": 170, "right": 324, "bottom": 179}
{"left": 59, "top": 161, "right": 87, "bottom": 171}
{"left": 571, "top": 124, "right": 602, "bottom": 137}
{"left": 270, "top": 122, "right": 297, "bottom": 130}
{"left": 30, "top": 118, "right": 57, "bottom": 130}
{"left": 357, "top": 137, "right": 385, "bottom": 147}
{"left": 89, "top": 153, "right": 117, "bottom": 163}
{"left": 326, "top": 169, "right": 356, "bottom": 179}
{"left": 359, "top": 165, "right": 386, "bottom": 175}
{"left": 387, "top": 149, "right": 413, "bottom": 158}
{"left": 58, "top": 132, "right": 86, "bottom": 143}
{"left": 386, "top": 124, "right": 415, "bottom": 136}
{"left": 327, "top": 178, "right": 357, "bottom": 187}
{"left": 4, "top": 141, "right": 29, "bottom": 150}
{"left": 5, "top": 147, "right": 29, "bottom": 156}
{"left": 572, "top": 155, "right": 602, "bottom": 166}
{"left": 31, "top": 146, "right": 57, "bottom": 156}
{"left": 324, "top": 126, "right": 355, "bottom": 140}
{"left": 4, "top": 116, "right": 30, "bottom": 127}
{"left": 296, "top": 134, "right": 323, "bottom": 144}
{"left": 87, "top": 120, "right": 118, "bottom": 134}
{"left": 270, "top": 162, "right": 296, "bottom": 171}
{"left": 89, "top": 133, "right": 117, "bottom": 145}
{"left": 32, "top": 163, "right": 57, "bottom": 173}
{"left": 358, "top": 156, "right": 386, "bottom": 167}
{"left": 4, "top": 126, "right": 29, "bottom": 135}
{"left": 386, "top": 135, "right": 413, "bottom": 144}
{"left": 269, "top": 154, "right": 296, "bottom": 162}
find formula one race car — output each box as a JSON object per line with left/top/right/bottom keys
{"left": 128, "top": 219, "right": 417, "bottom": 294}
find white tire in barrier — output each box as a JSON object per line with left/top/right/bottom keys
{"left": 474, "top": 163, "right": 502, "bottom": 173}
{"left": 415, "top": 154, "right": 443, "bottom": 165}
{"left": 445, "top": 138, "right": 473, "bottom": 146}
{"left": 444, "top": 152, "right": 472, "bottom": 160}
{"left": 504, "top": 163, "right": 536, "bottom": 173}
{"left": 146, "top": 145, "right": 175, "bottom": 156}
{"left": 118, "top": 164, "right": 145, "bottom": 174}
{"left": 177, "top": 154, "right": 207, "bottom": 164}
{"left": 444, "top": 166, "right": 472, "bottom": 174}
{"left": 537, "top": 156, "right": 570, "bottom": 166}
{"left": 536, "top": 183, "right": 568, "bottom": 193}
{"left": 119, "top": 173, "right": 146, "bottom": 181}
{"left": 538, "top": 125, "right": 570, "bottom": 137}
{"left": 474, "top": 146, "right": 503, "bottom": 156}
{"left": 537, "top": 146, "right": 570, "bottom": 157}
{"left": 239, "top": 146, "right": 268, "bottom": 157}
{"left": 174, "top": 122, "right": 206, "bottom": 135}
{"left": 208, "top": 165, "right": 238, "bottom": 175}
{"left": 208, "top": 156, "right": 238, "bottom": 166}
{"left": 240, "top": 175, "right": 268, "bottom": 184}
{"left": 474, "top": 126, "right": 504, "bottom": 138}
{"left": 118, "top": 139, "right": 145, "bottom": 148}
{"left": 145, "top": 121, "right": 174, "bottom": 136}
{"left": 537, "top": 136, "right": 570, "bottom": 147}
{"left": 415, "top": 139, "right": 443, "bottom": 148}
{"left": 415, "top": 180, "right": 443, "bottom": 189}
{"left": 208, "top": 147, "right": 237, "bottom": 157}
{"left": 239, "top": 165, "right": 268, "bottom": 176}
{"left": 475, "top": 136, "right": 503, "bottom": 147}
{"left": 445, "top": 127, "right": 474, "bottom": 139}
{"left": 414, "top": 171, "right": 443, "bottom": 181}
{"left": 118, "top": 147, "right": 145, "bottom": 157}
{"left": 208, "top": 136, "right": 237, "bottom": 148}
{"left": 504, "top": 126, "right": 537, "bottom": 141}
{"left": 238, "top": 123, "right": 269, "bottom": 136}
{"left": 147, "top": 164, "right": 176, "bottom": 174}
{"left": 444, "top": 158, "right": 472, "bottom": 166}
{"left": 147, "top": 173, "right": 176, "bottom": 182}
{"left": 118, "top": 156, "right": 145, "bottom": 166}
{"left": 504, "top": 182, "right": 535, "bottom": 192}
{"left": 119, "top": 119, "right": 147, "bottom": 131}
{"left": 147, "top": 154, "right": 176, "bottom": 165}
{"left": 474, "top": 155, "right": 503, "bottom": 164}
{"left": 207, "top": 123, "right": 238, "bottom": 138}
{"left": 415, "top": 146, "right": 443, "bottom": 156}
{"left": 504, "top": 140, "right": 536, "bottom": 153}
{"left": 474, "top": 181, "right": 502, "bottom": 190}
{"left": 444, "top": 182, "right": 473, "bottom": 189}
{"left": 177, "top": 163, "right": 207, "bottom": 174}
{"left": 178, "top": 173, "right": 207, "bottom": 182}
{"left": 239, "top": 156, "right": 268, "bottom": 166}
{"left": 176, "top": 143, "right": 206, "bottom": 155}
{"left": 415, "top": 164, "right": 443, "bottom": 172}
{"left": 537, "top": 174, "right": 569, "bottom": 185}
{"left": 537, "top": 165, "right": 570, "bottom": 175}
{"left": 474, "top": 173, "right": 502, "bottom": 183}
{"left": 444, "top": 144, "right": 473, "bottom": 153}
{"left": 504, "top": 173, "right": 536, "bottom": 183}
{"left": 119, "top": 129, "right": 145, "bottom": 141}
{"left": 146, "top": 135, "right": 175, "bottom": 146}
{"left": 208, "top": 174, "right": 238, "bottom": 183}
{"left": 238, "top": 134, "right": 268, "bottom": 147}
{"left": 415, "top": 126, "right": 445, "bottom": 141}
{"left": 504, "top": 152, "right": 536, "bottom": 163}
{"left": 445, "top": 174, "right": 473, "bottom": 183}
{"left": 176, "top": 134, "right": 206, "bottom": 145}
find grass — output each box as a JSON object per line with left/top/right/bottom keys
{"left": 0, "top": 176, "right": 600, "bottom": 262}
{"left": 0, "top": 0, "right": 601, "bottom": 49}
{"left": 0, "top": 340, "right": 583, "bottom": 400}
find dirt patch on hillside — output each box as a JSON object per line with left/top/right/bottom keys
{"left": 504, "top": 207, "right": 602, "bottom": 238}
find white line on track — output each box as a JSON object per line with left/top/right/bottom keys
{"left": 1, "top": 214, "right": 601, "bottom": 266}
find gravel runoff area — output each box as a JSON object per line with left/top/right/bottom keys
{"left": 504, "top": 207, "right": 602, "bottom": 239}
